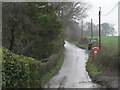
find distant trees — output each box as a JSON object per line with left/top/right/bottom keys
{"left": 83, "top": 22, "right": 116, "bottom": 36}
{"left": 83, "top": 22, "right": 98, "bottom": 36}
{"left": 2, "top": 2, "right": 64, "bottom": 60}
{"left": 101, "top": 23, "right": 115, "bottom": 36}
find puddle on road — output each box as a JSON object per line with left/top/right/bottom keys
{"left": 45, "top": 41, "right": 102, "bottom": 88}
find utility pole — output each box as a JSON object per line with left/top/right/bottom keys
{"left": 99, "top": 7, "right": 101, "bottom": 49}
{"left": 91, "top": 19, "right": 93, "bottom": 39}
{"left": 81, "top": 20, "right": 83, "bottom": 40}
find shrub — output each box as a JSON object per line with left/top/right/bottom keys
{"left": 2, "top": 47, "right": 64, "bottom": 88}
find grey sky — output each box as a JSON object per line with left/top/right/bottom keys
{"left": 83, "top": 0, "right": 118, "bottom": 36}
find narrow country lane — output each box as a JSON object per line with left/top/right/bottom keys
{"left": 45, "top": 41, "right": 100, "bottom": 88}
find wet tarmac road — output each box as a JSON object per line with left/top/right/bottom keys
{"left": 45, "top": 41, "right": 101, "bottom": 88}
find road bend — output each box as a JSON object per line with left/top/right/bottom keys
{"left": 45, "top": 41, "right": 101, "bottom": 88}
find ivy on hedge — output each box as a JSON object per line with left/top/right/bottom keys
{"left": 1, "top": 48, "right": 62, "bottom": 88}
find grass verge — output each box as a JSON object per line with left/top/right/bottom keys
{"left": 86, "top": 56, "right": 101, "bottom": 82}
{"left": 41, "top": 53, "right": 64, "bottom": 87}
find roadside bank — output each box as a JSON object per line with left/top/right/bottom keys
{"left": 86, "top": 52, "right": 119, "bottom": 88}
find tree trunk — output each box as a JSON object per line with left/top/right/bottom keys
{"left": 9, "top": 25, "right": 15, "bottom": 51}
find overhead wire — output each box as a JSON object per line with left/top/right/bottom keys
{"left": 102, "top": 1, "right": 119, "bottom": 16}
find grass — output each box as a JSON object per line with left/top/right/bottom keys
{"left": 87, "top": 36, "right": 118, "bottom": 47}
{"left": 86, "top": 56, "right": 101, "bottom": 80}
{"left": 98, "top": 36, "right": 118, "bottom": 70}
{"left": 69, "top": 36, "right": 118, "bottom": 49}
{"left": 101, "top": 36, "right": 118, "bottom": 47}
{"left": 41, "top": 53, "right": 64, "bottom": 87}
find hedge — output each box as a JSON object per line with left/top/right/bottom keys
{"left": 1, "top": 47, "right": 64, "bottom": 88}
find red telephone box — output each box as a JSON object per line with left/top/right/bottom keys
{"left": 92, "top": 47, "right": 100, "bottom": 61}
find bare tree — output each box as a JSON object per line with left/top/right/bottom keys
{"left": 51, "top": 2, "right": 91, "bottom": 41}
{"left": 52, "top": 2, "right": 91, "bottom": 24}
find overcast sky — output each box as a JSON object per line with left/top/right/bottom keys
{"left": 83, "top": 0, "right": 119, "bottom": 36}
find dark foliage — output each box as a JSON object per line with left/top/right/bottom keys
{"left": 2, "top": 2, "right": 64, "bottom": 60}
